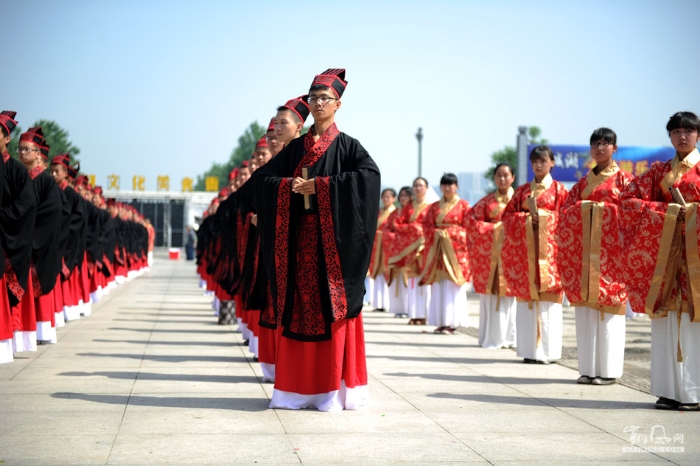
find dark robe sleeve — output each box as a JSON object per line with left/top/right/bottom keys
{"left": 32, "top": 173, "right": 63, "bottom": 294}
{"left": 0, "top": 158, "right": 37, "bottom": 304}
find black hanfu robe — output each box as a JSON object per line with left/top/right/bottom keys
{"left": 254, "top": 124, "right": 380, "bottom": 342}
{"left": 28, "top": 168, "right": 62, "bottom": 295}
{"left": 0, "top": 154, "right": 37, "bottom": 306}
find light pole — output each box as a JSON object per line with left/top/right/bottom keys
{"left": 415, "top": 127, "right": 423, "bottom": 178}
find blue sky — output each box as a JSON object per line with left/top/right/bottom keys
{"left": 3, "top": 0, "right": 699, "bottom": 193}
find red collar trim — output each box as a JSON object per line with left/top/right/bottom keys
{"left": 294, "top": 123, "right": 340, "bottom": 177}
{"left": 29, "top": 165, "right": 44, "bottom": 180}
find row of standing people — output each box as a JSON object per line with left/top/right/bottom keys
{"left": 196, "top": 69, "right": 381, "bottom": 412}
{"left": 367, "top": 112, "right": 700, "bottom": 410}
{"left": 0, "top": 111, "right": 155, "bottom": 364}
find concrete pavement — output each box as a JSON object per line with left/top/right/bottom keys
{"left": 0, "top": 255, "right": 696, "bottom": 465}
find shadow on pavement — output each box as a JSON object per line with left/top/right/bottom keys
{"left": 384, "top": 372, "right": 568, "bottom": 385}
{"left": 428, "top": 392, "right": 652, "bottom": 410}
{"left": 50, "top": 393, "right": 269, "bottom": 411}
{"left": 92, "top": 339, "right": 236, "bottom": 347}
{"left": 77, "top": 352, "right": 249, "bottom": 364}
{"left": 59, "top": 371, "right": 260, "bottom": 384}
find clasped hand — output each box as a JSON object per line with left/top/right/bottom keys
{"left": 292, "top": 177, "right": 316, "bottom": 195}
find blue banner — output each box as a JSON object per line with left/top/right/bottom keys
{"left": 526, "top": 145, "right": 676, "bottom": 182}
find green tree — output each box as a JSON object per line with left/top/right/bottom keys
{"left": 8, "top": 119, "right": 80, "bottom": 164}
{"left": 195, "top": 121, "right": 266, "bottom": 191}
{"left": 483, "top": 126, "right": 547, "bottom": 192}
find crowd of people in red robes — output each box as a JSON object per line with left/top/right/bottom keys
{"left": 367, "top": 112, "right": 700, "bottom": 412}
{"left": 0, "top": 111, "right": 155, "bottom": 364}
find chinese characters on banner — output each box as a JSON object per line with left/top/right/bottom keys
{"left": 99, "top": 176, "right": 215, "bottom": 192}
{"left": 527, "top": 145, "right": 676, "bottom": 182}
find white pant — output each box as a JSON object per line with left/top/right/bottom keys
{"left": 372, "top": 275, "right": 391, "bottom": 312}
{"left": 478, "top": 294, "right": 516, "bottom": 349}
{"left": 428, "top": 280, "right": 468, "bottom": 328}
{"left": 516, "top": 300, "right": 562, "bottom": 362}
{"left": 388, "top": 276, "right": 408, "bottom": 315}
{"left": 575, "top": 306, "right": 625, "bottom": 378}
{"left": 408, "top": 278, "right": 430, "bottom": 319}
{"left": 651, "top": 312, "right": 700, "bottom": 403}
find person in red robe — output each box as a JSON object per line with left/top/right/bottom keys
{"left": 386, "top": 178, "right": 433, "bottom": 325}
{"left": 620, "top": 111, "right": 700, "bottom": 410}
{"left": 558, "top": 128, "right": 633, "bottom": 385}
{"left": 502, "top": 146, "right": 568, "bottom": 363}
{"left": 419, "top": 173, "right": 471, "bottom": 334}
{"left": 254, "top": 69, "right": 380, "bottom": 411}
{"left": 368, "top": 188, "right": 396, "bottom": 313}
{"left": 467, "top": 162, "right": 516, "bottom": 348}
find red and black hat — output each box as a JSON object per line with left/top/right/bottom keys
{"left": 310, "top": 69, "right": 347, "bottom": 99}
{"left": 38, "top": 141, "right": 50, "bottom": 160}
{"left": 240, "top": 160, "right": 250, "bottom": 168}
{"left": 256, "top": 135, "right": 268, "bottom": 149}
{"left": 51, "top": 153, "right": 71, "bottom": 168}
{"left": 281, "top": 95, "right": 310, "bottom": 123}
{"left": 228, "top": 167, "right": 239, "bottom": 181}
{"left": 267, "top": 117, "right": 275, "bottom": 133}
{"left": 0, "top": 111, "right": 18, "bottom": 136}
{"left": 20, "top": 127, "right": 45, "bottom": 148}
{"left": 74, "top": 175, "right": 89, "bottom": 188}
{"left": 93, "top": 186, "right": 103, "bottom": 196}
{"left": 66, "top": 162, "right": 80, "bottom": 180}
{"left": 106, "top": 198, "right": 116, "bottom": 207}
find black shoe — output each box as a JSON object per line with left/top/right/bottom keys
{"left": 655, "top": 397, "right": 680, "bottom": 410}
{"left": 523, "top": 358, "right": 536, "bottom": 364}
{"left": 373, "top": 308, "right": 386, "bottom": 312}
{"left": 243, "top": 339, "right": 249, "bottom": 346}
{"left": 678, "top": 403, "right": 700, "bottom": 411}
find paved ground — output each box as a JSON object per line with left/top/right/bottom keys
{"left": 0, "top": 255, "right": 696, "bottom": 465}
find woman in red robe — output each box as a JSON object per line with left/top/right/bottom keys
{"left": 467, "top": 163, "right": 516, "bottom": 348}
{"left": 420, "top": 173, "right": 471, "bottom": 334}
{"left": 386, "top": 179, "right": 432, "bottom": 324}
{"left": 502, "top": 146, "right": 568, "bottom": 363}
{"left": 620, "top": 111, "right": 700, "bottom": 410}
{"left": 367, "top": 188, "right": 396, "bottom": 312}
{"left": 558, "top": 128, "right": 632, "bottom": 384}
{"left": 382, "top": 187, "right": 414, "bottom": 320}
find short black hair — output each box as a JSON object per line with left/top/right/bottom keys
{"left": 529, "top": 145, "right": 554, "bottom": 163}
{"left": 494, "top": 162, "right": 515, "bottom": 177}
{"left": 276, "top": 106, "right": 302, "bottom": 124}
{"left": 0, "top": 126, "right": 8, "bottom": 138}
{"left": 309, "top": 84, "right": 332, "bottom": 94}
{"left": 440, "top": 173, "right": 459, "bottom": 186}
{"left": 412, "top": 176, "right": 429, "bottom": 188}
{"left": 590, "top": 127, "right": 617, "bottom": 146}
{"left": 381, "top": 188, "right": 397, "bottom": 198}
{"left": 398, "top": 186, "right": 414, "bottom": 199}
{"left": 666, "top": 111, "right": 700, "bottom": 134}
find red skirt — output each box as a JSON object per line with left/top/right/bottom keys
{"left": 0, "top": 276, "right": 12, "bottom": 340}
{"left": 274, "top": 315, "right": 367, "bottom": 395}
{"left": 11, "top": 273, "right": 36, "bottom": 333}
{"left": 258, "top": 326, "right": 282, "bottom": 365}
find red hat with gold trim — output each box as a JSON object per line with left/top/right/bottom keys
{"left": 280, "top": 95, "right": 310, "bottom": 123}
{"left": 20, "top": 127, "right": 45, "bottom": 147}
{"left": 310, "top": 68, "right": 347, "bottom": 99}
{"left": 0, "top": 111, "right": 18, "bottom": 136}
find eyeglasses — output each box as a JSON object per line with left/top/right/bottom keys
{"left": 590, "top": 142, "right": 612, "bottom": 149}
{"left": 16, "top": 147, "right": 39, "bottom": 154}
{"left": 308, "top": 96, "right": 336, "bottom": 105}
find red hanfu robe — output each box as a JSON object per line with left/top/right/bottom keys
{"left": 557, "top": 163, "right": 633, "bottom": 315}
{"left": 367, "top": 205, "right": 396, "bottom": 279}
{"left": 419, "top": 196, "right": 471, "bottom": 286}
{"left": 502, "top": 175, "right": 568, "bottom": 303}
{"left": 620, "top": 148, "right": 700, "bottom": 320}
{"left": 385, "top": 200, "right": 430, "bottom": 286}
{"left": 467, "top": 188, "right": 513, "bottom": 296}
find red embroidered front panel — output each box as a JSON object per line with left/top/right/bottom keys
{"left": 260, "top": 282, "right": 276, "bottom": 327}
{"left": 315, "top": 176, "right": 348, "bottom": 321}
{"left": 31, "top": 263, "right": 43, "bottom": 298}
{"left": 274, "top": 178, "right": 292, "bottom": 322}
{"left": 29, "top": 165, "right": 44, "bottom": 180}
{"left": 468, "top": 193, "right": 500, "bottom": 294}
{"left": 289, "top": 214, "right": 325, "bottom": 336}
{"left": 4, "top": 257, "right": 24, "bottom": 302}
{"left": 420, "top": 200, "right": 471, "bottom": 285}
{"left": 294, "top": 123, "right": 340, "bottom": 177}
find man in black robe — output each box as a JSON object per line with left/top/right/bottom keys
{"left": 254, "top": 69, "right": 380, "bottom": 411}
{"left": 18, "top": 128, "right": 62, "bottom": 343}
{"left": 0, "top": 111, "right": 37, "bottom": 355}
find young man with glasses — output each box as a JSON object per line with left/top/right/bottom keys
{"left": 254, "top": 69, "right": 380, "bottom": 411}
{"left": 18, "top": 127, "right": 63, "bottom": 345}
{"left": 0, "top": 111, "right": 37, "bottom": 361}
